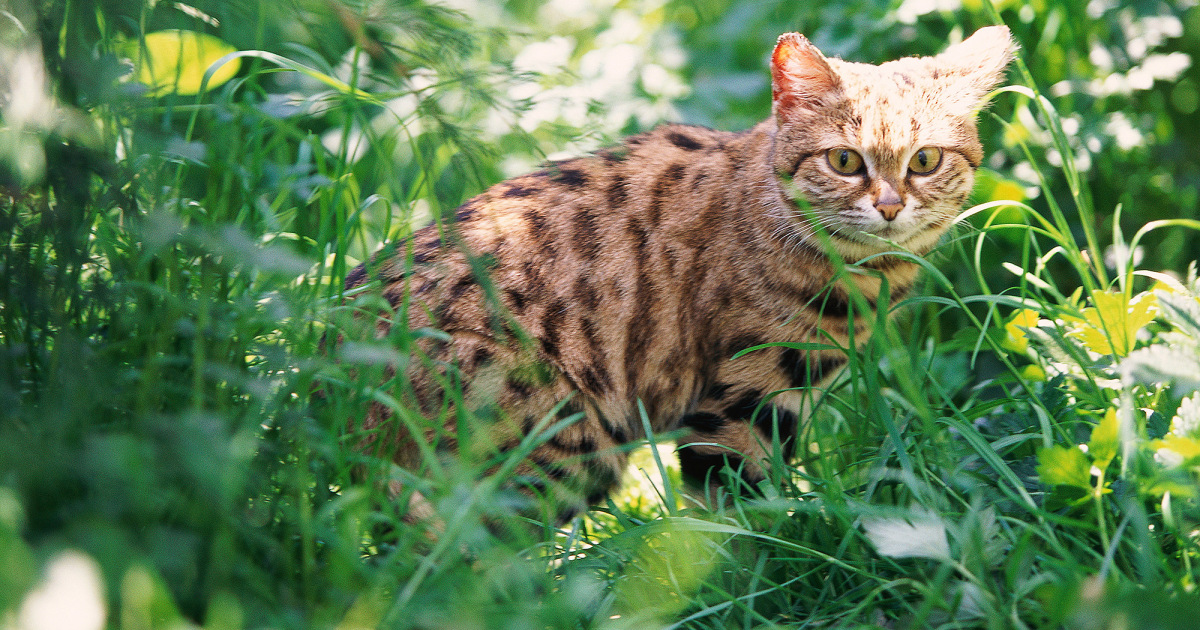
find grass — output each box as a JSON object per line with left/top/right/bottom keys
{"left": 4, "top": 1, "right": 1200, "bottom": 628}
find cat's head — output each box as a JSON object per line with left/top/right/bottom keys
{"left": 769, "top": 26, "right": 1016, "bottom": 259}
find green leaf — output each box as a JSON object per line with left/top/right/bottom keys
{"left": 1089, "top": 408, "right": 1119, "bottom": 472}
{"left": 1123, "top": 343, "right": 1200, "bottom": 393}
{"left": 1036, "top": 445, "right": 1091, "bottom": 490}
{"left": 1155, "top": 290, "right": 1200, "bottom": 340}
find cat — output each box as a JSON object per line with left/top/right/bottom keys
{"left": 342, "top": 26, "right": 1016, "bottom": 522}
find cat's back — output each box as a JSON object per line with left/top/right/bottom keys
{"left": 453, "top": 123, "right": 758, "bottom": 255}
{"left": 355, "top": 122, "right": 774, "bottom": 329}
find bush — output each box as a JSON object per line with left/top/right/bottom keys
{"left": 3, "top": 0, "right": 1200, "bottom": 627}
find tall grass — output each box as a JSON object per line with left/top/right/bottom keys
{"left": 4, "top": 1, "right": 1200, "bottom": 628}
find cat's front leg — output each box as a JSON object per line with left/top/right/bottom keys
{"left": 675, "top": 388, "right": 801, "bottom": 506}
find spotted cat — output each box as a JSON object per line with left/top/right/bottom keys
{"left": 343, "top": 26, "right": 1016, "bottom": 521}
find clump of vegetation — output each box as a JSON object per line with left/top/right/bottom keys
{"left": 3, "top": 0, "right": 1200, "bottom": 628}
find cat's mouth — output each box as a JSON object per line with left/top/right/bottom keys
{"left": 870, "top": 224, "right": 902, "bottom": 239}
{"left": 839, "top": 220, "right": 930, "bottom": 251}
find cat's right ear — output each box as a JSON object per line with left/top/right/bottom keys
{"left": 771, "top": 33, "right": 840, "bottom": 117}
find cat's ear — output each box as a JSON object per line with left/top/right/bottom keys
{"left": 771, "top": 33, "right": 840, "bottom": 117}
{"left": 936, "top": 26, "right": 1017, "bottom": 107}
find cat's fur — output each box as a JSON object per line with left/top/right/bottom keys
{"left": 344, "top": 26, "right": 1016, "bottom": 520}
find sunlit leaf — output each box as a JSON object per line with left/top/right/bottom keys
{"left": 1089, "top": 408, "right": 1119, "bottom": 472}
{"left": 1036, "top": 445, "right": 1091, "bottom": 490}
{"left": 1155, "top": 290, "right": 1200, "bottom": 340}
{"left": 611, "top": 527, "right": 718, "bottom": 621}
{"left": 1001, "top": 308, "right": 1040, "bottom": 353}
{"left": 862, "top": 516, "right": 950, "bottom": 561}
{"left": 125, "top": 30, "right": 240, "bottom": 96}
{"left": 19, "top": 551, "right": 107, "bottom": 630}
{"left": 1171, "top": 393, "right": 1200, "bottom": 437}
{"left": 1020, "top": 363, "right": 1047, "bottom": 381}
{"left": 971, "top": 170, "right": 1027, "bottom": 225}
{"left": 119, "top": 563, "right": 191, "bottom": 630}
{"left": 1123, "top": 343, "right": 1200, "bottom": 393}
{"left": 989, "top": 180, "right": 1026, "bottom": 203}
{"left": 1153, "top": 435, "right": 1200, "bottom": 465}
{"left": 1064, "top": 290, "right": 1157, "bottom": 357}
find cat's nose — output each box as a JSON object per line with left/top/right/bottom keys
{"left": 874, "top": 182, "right": 904, "bottom": 221}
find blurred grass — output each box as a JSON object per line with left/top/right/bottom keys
{"left": 3, "top": 0, "right": 1200, "bottom": 628}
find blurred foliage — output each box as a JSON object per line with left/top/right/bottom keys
{"left": 3, "top": 0, "right": 1200, "bottom": 627}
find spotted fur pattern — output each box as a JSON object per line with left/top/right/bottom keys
{"left": 344, "top": 27, "right": 1015, "bottom": 520}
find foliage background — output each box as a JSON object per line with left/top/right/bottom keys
{"left": 3, "top": 0, "right": 1200, "bottom": 628}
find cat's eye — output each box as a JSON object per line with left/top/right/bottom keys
{"left": 908, "top": 147, "right": 943, "bottom": 175}
{"left": 826, "top": 148, "right": 864, "bottom": 175}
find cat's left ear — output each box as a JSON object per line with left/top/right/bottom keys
{"left": 936, "top": 25, "right": 1018, "bottom": 109}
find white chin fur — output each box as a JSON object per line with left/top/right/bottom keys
{"left": 827, "top": 211, "right": 946, "bottom": 260}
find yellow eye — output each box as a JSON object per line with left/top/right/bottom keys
{"left": 826, "top": 147, "right": 864, "bottom": 175}
{"left": 908, "top": 147, "right": 942, "bottom": 174}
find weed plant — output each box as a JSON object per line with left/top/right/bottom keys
{"left": 3, "top": 1, "right": 1200, "bottom": 629}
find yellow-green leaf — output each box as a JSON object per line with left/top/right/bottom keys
{"left": 1037, "top": 445, "right": 1091, "bottom": 490}
{"left": 989, "top": 180, "right": 1026, "bottom": 203}
{"left": 1001, "top": 308, "right": 1040, "bottom": 354}
{"left": 971, "top": 170, "right": 1027, "bottom": 225}
{"left": 1089, "top": 408, "right": 1119, "bottom": 472}
{"left": 1065, "top": 290, "right": 1157, "bottom": 357}
{"left": 1154, "top": 435, "right": 1200, "bottom": 462}
{"left": 125, "top": 30, "right": 240, "bottom": 97}
{"left": 1020, "top": 363, "right": 1047, "bottom": 381}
